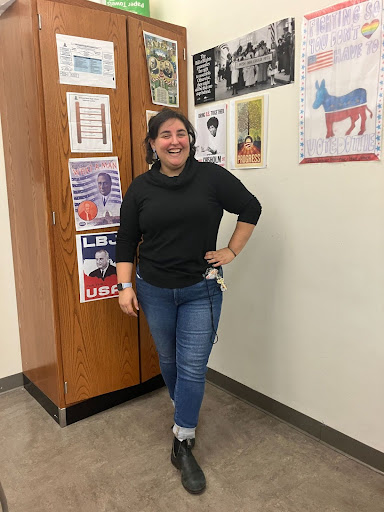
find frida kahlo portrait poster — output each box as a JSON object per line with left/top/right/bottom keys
{"left": 230, "top": 94, "right": 268, "bottom": 169}
{"left": 300, "top": 0, "right": 384, "bottom": 163}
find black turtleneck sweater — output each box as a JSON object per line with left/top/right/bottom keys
{"left": 116, "top": 158, "right": 262, "bottom": 288}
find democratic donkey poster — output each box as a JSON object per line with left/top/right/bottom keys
{"left": 300, "top": 0, "right": 384, "bottom": 163}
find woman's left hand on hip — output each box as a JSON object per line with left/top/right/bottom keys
{"left": 205, "top": 248, "right": 235, "bottom": 266}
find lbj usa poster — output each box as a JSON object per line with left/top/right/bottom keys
{"left": 76, "top": 232, "right": 118, "bottom": 303}
{"left": 300, "top": 0, "right": 384, "bottom": 163}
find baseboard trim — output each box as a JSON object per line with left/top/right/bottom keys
{"left": 23, "top": 375, "right": 61, "bottom": 424}
{"left": 23, "top": 374, "right": 165, "bottom": 427}
{"left": 0, "top": 372, "right": 23, "bottom": 393}
{"left": 206, "top": 368, "right": 384, "bottom": 473}
{"left": 65, "top": 374, "right": 165, "bottom": 426}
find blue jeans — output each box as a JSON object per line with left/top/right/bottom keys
{"left": 136, "top": 269, "right": 223, "bottom": 429}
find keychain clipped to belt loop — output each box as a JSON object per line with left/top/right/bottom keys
{"left": 204, "top": 267, "right": 227, "bottom": 291}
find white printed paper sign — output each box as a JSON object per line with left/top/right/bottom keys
{"left": 56, "top": 34, "right": 116, "bottom": 88}
{"left": 67, "top": 92, "right": 113, "bottom": 153}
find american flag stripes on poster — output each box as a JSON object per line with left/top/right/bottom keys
{"left": 307, "top": 51, "right": 334, "bottom": 72}
{"left": 300, "top": 0, "right": 384, "bottom": 163}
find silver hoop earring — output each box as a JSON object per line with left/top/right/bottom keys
{"left": 152, "top": 148, "right": 158, "bottom": 160}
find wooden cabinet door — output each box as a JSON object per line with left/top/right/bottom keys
{"left": 126, "top": 16, "right": 188, "bottom": 382}
{"left": 37, "top": 0, "right": 140, "bottom": 405}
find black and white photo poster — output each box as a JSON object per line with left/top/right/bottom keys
{"left": 195, "top": 104, "right": 227, "bottom": 166}
{"left": 193, "top": 18, "right": 295, "bottom": 106}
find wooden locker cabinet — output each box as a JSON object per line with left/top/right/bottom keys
{"left": 0, "top": 0, "right": 187, "bottom": 425}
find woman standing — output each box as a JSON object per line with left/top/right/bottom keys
{"left": 230, "top": 54, "right": 240, "bottom": 95}
{"left": 116, "top": 109, "right": 261, "bottom": 494}
{"left": 269, "top": 42, "right": 278, "bottom": 87}
{"left": 254, "top": 43, "right": 262, "bottom": 87}
{"left": 277, "top": 38, "right": 284, "bottom": 72}
{"left": 225, "top": 53, "right": 232, "bottom": 90}
{"left": 244, "top": 49, "right": 255, "bottom": 88}
{"left": 258, "top": 41, "right": 268, "bottom": 83}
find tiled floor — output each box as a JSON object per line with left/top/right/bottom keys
{"left": 0, "top": 384, "right": 383, "bottom": 511}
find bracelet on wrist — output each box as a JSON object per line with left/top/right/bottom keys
{"left": 227, "top": 247, "right": 237, "bottom": 257}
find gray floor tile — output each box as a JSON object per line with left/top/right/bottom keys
{"left": 0, "top": 384, "right": 383, "bottom": 512}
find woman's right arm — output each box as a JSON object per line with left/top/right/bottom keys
{"left": 116, "top": 184, "right": 142, "bottom": 317}
{"left": 116, "top": 262, "right": 139, "bottom": 317}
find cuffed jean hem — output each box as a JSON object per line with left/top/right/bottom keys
{"left": 173, "top": 423, "right": 196, "bottom": 441}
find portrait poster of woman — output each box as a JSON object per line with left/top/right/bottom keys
{"left": 230, "top": 94, "right": 268, "bottom": 169}
{"left": 195, "top": 103, "right": 227, "bottom": 167}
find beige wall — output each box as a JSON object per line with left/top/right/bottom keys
{"left": 1, "top": 0, "right": 383, "bottom": 453}
{"left": 150, "top": 0, "right": 384, "bottom": 452}
{"left": 0, "top": 116, "right": 22, "bottom": 379}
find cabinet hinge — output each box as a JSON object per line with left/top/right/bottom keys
{"left": 37, "top": 13, "right": 42, "bottom": 30}
{"left": 183, "top": 48, "right": 186, "bottom": 61}
{"left": 52, "top": 211, "right": 56, "bottom": 225}
{"left": 64, "top": 381, "right": 68, "bottom": 394}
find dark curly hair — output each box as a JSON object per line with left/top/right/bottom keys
{"left": 144, "top": 108, "right": 196, "bottom": 164}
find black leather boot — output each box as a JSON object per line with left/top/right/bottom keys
{"left": 171, "top": 437, "right": 206, "bottom": 494}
